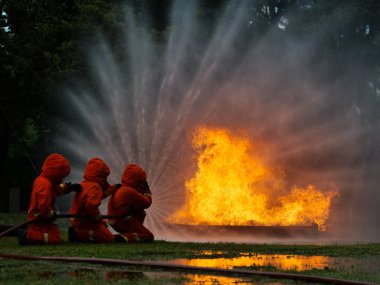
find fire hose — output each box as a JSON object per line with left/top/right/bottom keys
{"left": 0, "top": 214, "right": 127, "bottom": 238}
{"left": 0, "top": 253, "right": 377, "bottom": 285}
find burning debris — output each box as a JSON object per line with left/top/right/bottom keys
{"left": 170, "top": 126, "right": 337, "bottom": 231}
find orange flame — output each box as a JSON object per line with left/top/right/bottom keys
{"left": 170, "top": 126, "right": 337, "bottom": 231}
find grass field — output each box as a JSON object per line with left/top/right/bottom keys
{"left": 1, "top": 214, "right": 380, "bottom": 284}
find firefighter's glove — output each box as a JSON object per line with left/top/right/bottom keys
{"left": 90, "top": 214, "right": 103, "bottom": 223}
{"left": 142, "top": 180, "right": 151, "bottom": 195}
{"left": 67, "top": 182, "right": 82, "bottom": 193}
{"left": 44, "top": 210, "right": 57, "bottom": 222}
{"left": 103, "top": 184, "right": 121, "bottom": 197}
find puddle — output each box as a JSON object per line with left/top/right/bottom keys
{"left": 30, "top": 267, "right": 147, "bottom": 281}
{"left": 70, "top": 268, "right": 146, "bottom": 280}
{"left": 169, "top": 252, "right": 380, "bottom": 272}
{"left": 25, "top": 252, "right": 380, "bottom": 284}
{"left": 172, "top": 254, "right": 330, "bottom": 271}
{"left": 27, "top": 267, "right": 300, "bottom": 284}
{"left": 29, "top": 268, "right": 182, "bottom": 282}
{"left": 181, "top": 274, "right": 294, "bottom": 285}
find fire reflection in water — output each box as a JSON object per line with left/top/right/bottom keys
{"left": 183, "top": 274, "right": 283, "bottom": 285}
{"left": 30, "top": 269, "right": 283, "bottom": 284}
{"left": 172, "top": 254, "right": 330, "bottom": 271}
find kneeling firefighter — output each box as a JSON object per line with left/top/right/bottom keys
{"left": 107, "top": 163, "right": 154, "bottom": 243}
{"left": 20, "top": 153, "right": 81, "bottom": 245}
{"left": 69, "top": 157, "right": 121, "bottom": 243}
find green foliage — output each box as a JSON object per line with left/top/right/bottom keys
{"left": 0, "top": 0, "right": 125, "bottom": 191}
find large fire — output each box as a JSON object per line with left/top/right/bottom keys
{"left": 170, "top": 126, "right": 338, "bottom": 231}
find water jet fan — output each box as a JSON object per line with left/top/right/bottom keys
{"left": 57, "top": 1, "right": 378, "bottom": 242}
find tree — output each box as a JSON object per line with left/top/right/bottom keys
{"left": 0, "top": 0, "right": 124, "bottom": 211}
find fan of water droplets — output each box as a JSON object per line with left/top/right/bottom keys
{"left": 56, "top": 1, "right": 371, "bottom": 241}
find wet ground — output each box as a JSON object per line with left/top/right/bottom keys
{"left": 25, "top": 252, "right": 380, "bottom": 284}
{"left": 169, "top": 251, "right": 380, "bottom": 272}
{"left": 29, "top": 267, "right": 304, "bottom": 284}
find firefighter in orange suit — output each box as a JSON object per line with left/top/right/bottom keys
{"left": 69, "top": 157, "right": 121, "bottom": 243}
{"left": 19, "top": 153, "right": 81, "bottom": 245}
{"left": 107, "top": 163, "right": 154, "bottom": 242}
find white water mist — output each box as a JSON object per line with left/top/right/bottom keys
{"left": 56, "top": 1, "right": 378, "bottom": 242}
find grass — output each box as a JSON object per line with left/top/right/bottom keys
{"left": 1, "top": 213, "right": 380, "bottom": 284}
{"left": 2, "top": 234, "right": 380, "bottom": 259}
{"left": 0, "top": 213, "right": 26, "bottom": 225}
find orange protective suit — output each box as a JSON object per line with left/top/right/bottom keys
{"left": 70, "top": 157, "right": 116, "bottom": 243}
{"left": 107, "top": 163, "right": 153, "bottom": 242}
{"left": 24, "top": 153, "right": 71, "bottom": 245}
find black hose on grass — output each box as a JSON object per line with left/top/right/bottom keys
{"left": 0, "top": 253, "right": 377, "bottom": 285}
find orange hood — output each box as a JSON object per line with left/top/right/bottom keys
{"left": 83, "top": 157, "right": 110, "bottom": 190}
{"left": 121, "top": 163, "right": 147, "bottom": 192}
{"left": 41, "top": 153, "right": 71, "bottom": 184}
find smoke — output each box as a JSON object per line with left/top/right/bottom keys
{"left": 56, "top": 1, "right": 380, "bottom": 242}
